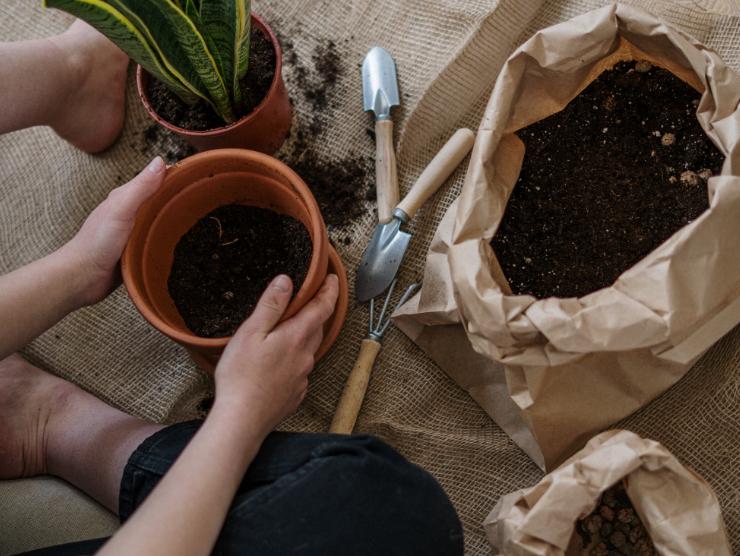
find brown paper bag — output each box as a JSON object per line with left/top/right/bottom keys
{"left": 394, "top": 3, "right": 740, "bottom": 470}
{"left": 484, "top": 430, "right": 731, "bottom": 555}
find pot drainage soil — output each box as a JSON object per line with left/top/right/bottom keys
{"left": 491, "top": 60, "right": 724, "bottom": 299}
{"left": 147, "top": 27, "right": 276, "bottom": 131}
{"left": 168, "top": 204, "right": 312, "bottom": 338}
{"left": 574, "top": 482, "right": 656, "bottom": 555}
{"left": 279, "top": 34, "right": 373, "bottom": 229}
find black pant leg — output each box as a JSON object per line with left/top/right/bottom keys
{"left": 26, "top": 422, "right": 464, "bottom": 556}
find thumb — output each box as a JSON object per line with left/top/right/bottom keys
{"left": 236, "top": 275, "right": 293, "bottom": 337}
{"left": 109, "top": 156, "right": 165, "bottom": 221}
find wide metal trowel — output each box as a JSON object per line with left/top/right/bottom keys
{"left": 356, "top": 128, "right": 476, "bottom": 302}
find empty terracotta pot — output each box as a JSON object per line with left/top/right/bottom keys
{"left": 122, "top": 149, "right": 348, "bottom": 370}
{"left": 136, "top": 14, "right": 292, "bottom": 154}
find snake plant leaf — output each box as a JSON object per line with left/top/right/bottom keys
{"left": 184, "top": 0, "right": 200, "bottom": 24}
{"left": 43, "top": 0, "right": 200, "bottom": 104}
{"left": 145, "top": 0, "right": 234, "bottom": 122}
{"left": 200, "top": 0, "right": 250, "bottom": 106}
{"left": 104, "top": 0, "right": 213, "bottom": 108}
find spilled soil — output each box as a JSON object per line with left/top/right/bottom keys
{"left": 491, "top": 60, "right": 723, "bottom": 299}
{"left": 279, "top": 34, "right": 374, "bottom": 229}
{"left": 168, "top": 204, "right": 312, "bottom": 338}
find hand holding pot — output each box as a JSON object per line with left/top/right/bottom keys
{"left": 214, "top": 274, "right": 339, "bottom": 435}
{"left": 62, "top": 156, "right": 165, "bottom": 306}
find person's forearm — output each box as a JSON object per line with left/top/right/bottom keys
{"left": 99, "top": 403, "right": 269, "bottom": 556}
{"left": 0, "top": 246, "right": 88, "bottom": 359}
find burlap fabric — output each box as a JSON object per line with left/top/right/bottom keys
{"left": 0, "top": 1, "right": 738, "bottom": 555}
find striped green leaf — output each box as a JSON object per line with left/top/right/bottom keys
{"left": 45, "top": 0, "right": 252, "bottom": 125}
{"left": 104, "top": 0, "right": 217, "bottom": 109}
{"left": 199, "top": 0, "right": 250, "bottom": 105}
{"left": 145, "top": 0, "right": 234, "bottom": 122}
{"left": 184, "top": 0, "right": 200, "bottom": 24}
{"left": 43, "top": 0, "right": 200, "bottom": 104}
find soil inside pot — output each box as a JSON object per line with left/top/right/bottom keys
{"left": 574, "top": 482, "right": 656, "bottom": 555}
{"left": 168, "top": 204, "right": 312, "bottom": 338}
{"left": 147, "top": 27, "right": 276, "bottom": 131}
{"left": 491, "top": 60, "right": 724, "bottom": 299}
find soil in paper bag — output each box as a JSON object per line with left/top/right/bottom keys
{"left": 492, "top": 60, "right": 724, "bottom": 299}
{"left": 573, "top": 481, "right": 656, "bottom": 556}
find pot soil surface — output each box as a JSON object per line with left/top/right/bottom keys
{"left": 168, "top": 204, "right": 312, "bottom": 338}
{"left": 148, "top": 27, "right": 276, "bottom": 131}
{"left": 491, "top": 60, "right": 724, "bottom": 299}
{"left": 574, "top": 482, "right": 656, "bottom": 555}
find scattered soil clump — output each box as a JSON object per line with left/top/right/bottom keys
{"left": 168, "top": 204, "right": 312, "bottom": 338}
{"left": 279, "top": 34, "right": 373, "bottom": 228}
{"left": 575, "top": 482, "right": 656, "bottom": 555}
{"left": 492, "top": 60, "right": 723, "bottom": 299}
{"left": 147, "top": 27, "right": 275, "bottom": 131}
{"left": 142, "top": 124, "right": 196, "bottom": 164}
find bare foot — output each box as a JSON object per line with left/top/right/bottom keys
{"left": 0, "top": 354, "right": 77, "bottom": 479}
{"left": 48, "top": 21, "right": 129, "bottom": 154}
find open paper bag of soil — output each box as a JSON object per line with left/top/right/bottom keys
{"left": 484, "top": 430, "right": 731, "bottom": 555}
{"left": 394, "top": 3, "right": 740, "bottom": 470}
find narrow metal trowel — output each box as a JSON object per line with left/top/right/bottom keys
{"left": 362, "top": 47, "right": 401, "bottom": 224}
{"left": 355, "top": 128, "right": 476, "bottom": 302}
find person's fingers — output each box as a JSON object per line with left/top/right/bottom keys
{"left": 107, "top": 157, "right": 165, "bottom": 222}
{"left": 236, "top": 275, "right": 293, "bottom": 337}
{"left": 286, "top": 275, "right": 339, "bottom": 333}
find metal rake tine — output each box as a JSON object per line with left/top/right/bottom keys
{"left": 369, "top": 297, "right": 375, "bottom": 336}
{"left": 379, "top": 283, "right": 420, "bottom": 336}
{"left": 375, "top": 278, "right": 398, "bottom": 331}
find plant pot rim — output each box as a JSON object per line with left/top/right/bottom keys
{"left": 135, "top": 13, "right": 283, "bottom": 138}
{"left": 122, "top": 149, "right": 328, "bottom": 350}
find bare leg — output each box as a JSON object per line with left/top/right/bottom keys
{"left": 0, "top": 21, "right": 129, "bottom": 153}
{"left": 0, "top": 354, "right": 163, "bottom": 513}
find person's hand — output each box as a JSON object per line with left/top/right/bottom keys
{"left": 213, "top": 274, "right": 339, "bottom": 436}
{"left": 60, "top": 156, "right": 165, "bottom": 306}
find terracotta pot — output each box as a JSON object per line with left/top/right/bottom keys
{"left": 136, "top": 14, "right": 292, "bottom": 154}
{"left": 122, "top": 149, "right": 348, "bottom": 370}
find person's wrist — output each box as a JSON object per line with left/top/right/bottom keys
{"left": 209, "top": 393, "right": 275, "bottom": 442}
{"left": 50, "top": 242, "right": 100, "bottom": 309}
{"left": 207, "top": 393, "right": 273, "bottom": 443}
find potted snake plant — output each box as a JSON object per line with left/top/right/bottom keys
{"left": 44, "top": 0, "right": 292, "bottom": 153}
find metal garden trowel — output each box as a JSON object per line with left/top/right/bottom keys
{"left": 355, "top": 128, "right": 476, "bottom": 302}
{"left": 362, "top": 46, "right": 401, "bottom": 224}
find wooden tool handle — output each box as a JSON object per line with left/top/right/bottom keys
{"left": 329, "top": 338, "right": 382, "bottom": 434}
{"left": 396, "top": 128, "right": 475, "bottom": 220}
{"left": 375, "top": 119, "right": 399, "bottom": 223}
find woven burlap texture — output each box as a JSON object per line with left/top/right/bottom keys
{"left": 0, "top": 1, "right": 738, "bottom": 554}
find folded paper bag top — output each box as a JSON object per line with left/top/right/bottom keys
{"left": 393, "top": 2, "right": 740, "bottom": 470}
{"left": 484, "top": 430, "right": 732, "bottom": 556}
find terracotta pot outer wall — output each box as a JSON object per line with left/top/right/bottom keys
{"left": 136, "top": 14, "right": 292, "bottom": 154}
{"left": 122, "top": 150, "right": 348, "bottom": 371}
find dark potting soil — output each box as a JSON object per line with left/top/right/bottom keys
{"left": 491, "top": 60, "right": 724, "bottom": 299}
{"left": 168, "top": 204, "right": 312, "bottom": 338}
{"left": 142, "top": 123, "right": 196, "bottom": 164}
{"left": 575, "top": 482, "right": 656, "bottom": 555}
{"left": 279, "top": 35, "right": 374, "bottom": 228}
{"left": 147, "top": 27, "right": 276, "bottom": 131}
